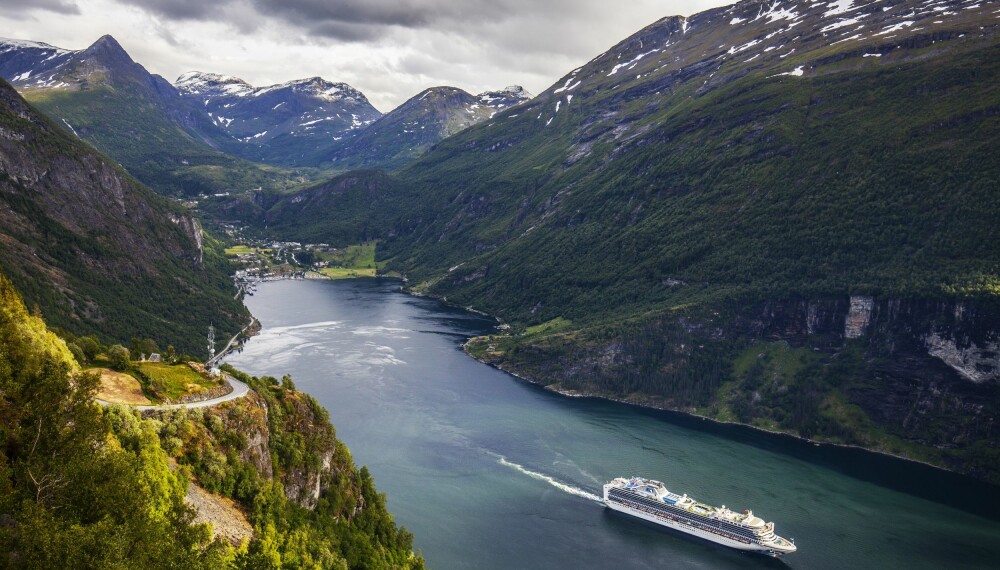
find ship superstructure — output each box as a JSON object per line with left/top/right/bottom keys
{"left": 603, "top": 477, "right": 797, "bottom": 557}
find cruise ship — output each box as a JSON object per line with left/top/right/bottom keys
{"left": 603, "top": 477, "right": 797, "bottom": 557}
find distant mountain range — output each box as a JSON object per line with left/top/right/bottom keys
{"left": 0, "top": 35, "right": 312, "bottom": 197}
{"left": 174, "top": 71, "right": 531, "bottom": 168}
{"left": 174, "top": 72, "right": 381, "bottom": 166}
{"left": 321, "top": 85, "right": 533, "bottom": 170}
{"left": 0, "top": 35, "right": 534, "bottom": 178}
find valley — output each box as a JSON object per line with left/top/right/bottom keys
{"left": 249, "top": 0, "right": 1000, "bottom": 482}
{"left": 0, "top": 0, "right": 998, "bottom": 567}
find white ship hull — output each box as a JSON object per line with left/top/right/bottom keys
{"left": 604, "top": 499, "right": 786, "bottom": 556}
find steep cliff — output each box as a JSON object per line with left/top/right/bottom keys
{"left": 143, "top": 367, "right": 421, "bottom": 567}
{"left": 0, "top": 77, "right": 246, "bottom": 354}
{"left": 469, "top": 295, "right": 1000, "bottom": 481}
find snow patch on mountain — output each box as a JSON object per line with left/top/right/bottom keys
{"left": 554, "top": 78, "right": 582, "bottom": 93}
{"left": 821, "top": 14, "right": 868, "bottom": 31}
{"left": 824, "top": 0, "right": 856, "bottom": 17}
{"left": 876, "top": 20, "right": 916, "bottom": 34}
{"left": 772, "top": 65, "right": 806, "bottom": 77}
{"left": 608, "top": 49, "right": 660, "bottom": 76}
{"left": 729, "top": 39, "right": 762, "bottom": 54}
{"left": 757, "top": 3, "right": 802, "bottom": 22}
{"left": 0, "top": 38, "right": 70, "bottom": 54}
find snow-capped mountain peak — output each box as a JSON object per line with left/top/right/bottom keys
{"left": 477, "top": 85, "right": 534, "bottom": 111}
{"left": 176, "top": 71, "right": 254, "bottom": 97}
{"left": 172, "top": 70, "right": 382, "bottom": 157}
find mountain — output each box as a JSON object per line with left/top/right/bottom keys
{"left": 321, "top": 85, "right": 533, "bottom": 170}
{"left": 0, "top": 77, "right": 245, "bottom": 354}
{"left": 0, "top": 35, "right": 312, "bottom": 197}
{"left": 175, "top": 72, "right": 532, "bottom": 170}
{"left": 175, "top": 72, "right": 382, "bottom": 166}
{"left": 1, "top": 36, "right": 532, "bottom": 179}
{"left": 265, "top": 0, "right": 1000, "bottom": 480}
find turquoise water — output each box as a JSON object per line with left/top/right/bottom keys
{"left": 226, "top": 279, "right": 1000, "bottom": 569}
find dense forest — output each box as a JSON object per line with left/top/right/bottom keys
{"left": 0, "top": 271, "right": 422, "bottom": 569}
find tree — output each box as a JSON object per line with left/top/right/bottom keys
{"left": 130, "top": 338, "right": 159, "bottom": 360}
{"left": 108, "top": 345, "right": 131, "bottom": 371}
{"left": 77, "top": 336, "right": 101, "bottom": 361}
{"left": 67, "top": 342, "right": 86, "bottom": 366}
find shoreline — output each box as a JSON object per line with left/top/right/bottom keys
{"left": 466, "top": 351, "right": 962, "bottom": 479}
{"left": 211, "top": 316, "right": 261, "bottom": 366}
{"left": 236, "top": 274, "right": 976, "bottom": 482}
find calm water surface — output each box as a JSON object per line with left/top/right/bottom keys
{"left": 226, "top": 279, "right": 1000, "bottom": 570}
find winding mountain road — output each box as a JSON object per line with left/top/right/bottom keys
{"left": 98, "top": 374, "right": 251, "bottom": 411}
{"left": 207, "top": 317, "right": 258, "bottom": 368}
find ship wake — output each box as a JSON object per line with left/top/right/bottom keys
{"left": 495, "top": 455, "right": 602, "bottom": 503}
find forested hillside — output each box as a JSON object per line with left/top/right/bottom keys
{"left": 0, "top": 271, "right": 423, "bottom": 568}
{"left": 0, "top": 78, "right": 245, "bottom": 354}
{"left": 263, "top": 0, "right": 1000, "bottom": 480}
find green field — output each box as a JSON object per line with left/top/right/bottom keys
{"left": 135, "top": 362, "right": 218, "bottom": 401}
{"left": 317, "top": 267, "right": 378, "bottom": 279}
{"left": 224, "top": 245, "right": 272, "bottom": 256}
{"left": 524, "top": 317, "right": 573, "bottom": 337}
{"left": 315, "top": 241, "right": 384, "bottom": 279}
{"left": 224, "top": 244, "right": 255, "bottom": 256}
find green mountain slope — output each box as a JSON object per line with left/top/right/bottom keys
{"left": 0, "top": 271, "right": 231, "bottom": 568}
{"left": 1, "top": 35, "right": 313, "bottom": 197}
{"left": 265, "top": 0, "right": 1000, "bottom": 480}
{"left": 0, "top": 78, "right": 245, "bottom": 354}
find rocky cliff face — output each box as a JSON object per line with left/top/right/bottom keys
{"left": 473, "top": 295, "right": 1000, "bottom": 480}
{"left": 0, "top": 77, "right": 246, "bottom": 353}
{"left": 165, "top": 383, "right": 364, "bottom": 512}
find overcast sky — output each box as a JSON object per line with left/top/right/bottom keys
{"left": 1, "top": 0, "right": 731, "bottom": 111}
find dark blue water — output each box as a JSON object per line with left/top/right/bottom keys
{"left": 226, "top": 279, "right": 1000, "bottom": 570}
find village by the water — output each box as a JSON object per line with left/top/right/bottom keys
{"left": 227, "top": 228, "right": 385, "bottom": 296}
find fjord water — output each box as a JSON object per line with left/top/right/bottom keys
{"left": 226, "top": 279, "right": 1000, "bottom": 570}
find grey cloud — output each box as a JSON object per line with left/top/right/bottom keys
{"left": 87, "top": 0, "right": 695, "bottom": 108}
{"left": 0, "top": 0, "right": 80, "bottom": 16}
{"left": 114, "top": 0, "right": 603, "bottom": 42}
{"left": 250, "top": 0, "right": 436, "bottom": 28}
{"left": 306, "top": 20, "right": 391, "bottom": 42}
{"left": 116, "top": 0, "right": 236, "bottom": 21}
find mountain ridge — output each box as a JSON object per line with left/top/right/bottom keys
{"left": 262, "top": 0, "right": 1000, "bottom": 481}
{"left": 0, "top": 35, "right": 318, "bottom": 197}
{"left": 0, "top": 34, "right": 535, "bottom": 174}
{"left": 320, "top": 84, "right": 533, "bottom": 170}
{"left": 174, "top": 70, "right": 382, "bottom": 165}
